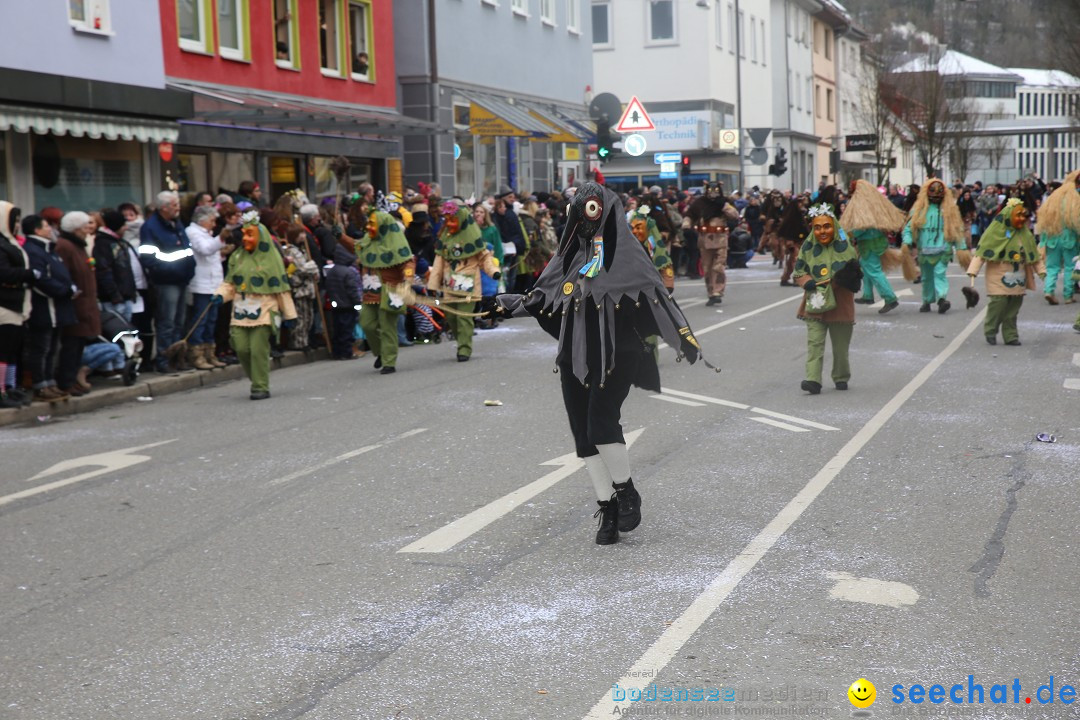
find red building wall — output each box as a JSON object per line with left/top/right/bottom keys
{"left": 159, "top": 0, "right": 395, "bottom": 108}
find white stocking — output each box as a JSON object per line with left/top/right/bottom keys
{"left": 583, "top": 455, "right": 612, "bottom": 501}
{"left": 596, "top": 443, "right": 631, "bottom": 486}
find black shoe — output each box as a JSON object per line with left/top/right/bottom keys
{"left": 919, "top": 302, "right": 931, "bottom": 313}
{"left": 854, "top": 297, "right": 874, "bottom": 304}
{"left": 1005, "top": 339, "right": 1021, "bottom": 346}
{"left": 380, "top": 366, "right": 396, "bottom": 374}
{"left": 250, "top": 390, "right": 270, "bottom": 400}
{"left": 6, "top": 388, "right": 32, "bottom": 406}
{"left": 612, "top": 479, "right": 641, "bottom": 532}
{"left": 0, "top": 394, "right": 24, "bottom": 409}
{"left": 938, "top": 299, "right": 951, "bottom": 314}
{"left": 835, "top": 381, "right": 848, "bottom": 390}
{"left": 801, "top": 380, "right": 822, "bottom": 395}
{"left": 374, "top": 355, "right": 382, "bottom": 369}
{"left": 914, "top": 275, "right": 922, "bottom": 284}
{"left": 457, "top": 354, "right": 470, "bottom": 362}
{"left": 706, "top": 295, "right": 722, "bottom": 306}
{"left": 878, "top": 300, "right": 899, "bottom": 314}
{"left": 270, "top": 348, "right": 284, "bottom": 359}
{"left": 593, "top": 499, "right": 620, "bottom": 545}
{"left": 986, "top": 335, "right": 997, "bottom": 345}
{"left": 780, "top": 280, "right": 794, "bottom": 287}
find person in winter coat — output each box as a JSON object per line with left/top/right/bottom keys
{"left": 323, "top": 251, "right": 363, "bottom": 360}
{"left": 186, "top": 204, "right": 229, "bottom": 370}
{"left": 281, "top": 224, "right": 319, "bottom": 351}
{"left": 56, "top": 211, "right": 101, "bottom": 396}
{"left": 93, "top": 209, "right": 138, "bottom": 323}
{"left": 139, "top": 191, "right": 196, "bottom": 372}
{"left": 0, "top": 201, "right": 34, "bottom": 408}
{"left": 21, "top": 214, "right": 76, "bottom": 401}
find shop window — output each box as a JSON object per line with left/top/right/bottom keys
{"left": 218, "top": 0, "right": 250, "bottom": 61}
{"left": 210, "top": 151, "right": 255, "bottom": 198}
{"left": 274, "top": 0, "right": 300, "bottom": 69}
{"left": 349, "top": 1, "right": 372, "bottom": 80}
{"left": 178, "top": 0, "right": 212, "bottom": 53}
{"left": 32, "top": 135, "right": 144, "bottom": 211}
{"left": 455, "top": 134, "right": 476, "bottom": 201}
{"left": 314, "top": 156, "right": 370, "bottom": 203}
{"left": 69, "top": 0, "right": 112, "bottom": 34}
{"left": 319, "top": 0, "right": 345, "bottom": 76}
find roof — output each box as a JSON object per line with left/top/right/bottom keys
{"left": 894, "top": 50, "right": 1023, "bottom": 82}
{"left": 1006, "top": 67, "right": 1080, "bottom": 88}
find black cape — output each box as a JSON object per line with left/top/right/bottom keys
{"left": 498, "top": 185, "right": 714, "bottom": 390}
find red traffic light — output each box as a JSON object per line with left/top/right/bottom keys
{"left": 681, "top": 156, "right": 690, "bottom": 165}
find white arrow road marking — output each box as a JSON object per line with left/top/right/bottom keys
{"left": 2, "top": 440, "right": 178, "bottom": 507}
{"left": 1065, "top": 353, "right": 1080, "bottom": 389}
{"left": 750, "top": 417, "right": 811, "bottom": 432}
{"left": 398, "top": 428, "right": 646, "bottom": 554}
{"left": 658, "top": 294, "right": 802, "bottom": 349}
{"left": 266, "top": 428, "right": 428, "bottom": 486}
{"left": 827, "top": 572, "right": 919, "bottom": 608}
{"left": 869, "top": 287, "right": 915, "bottom": 309}
{"left": 655, "top": 387, "right": 838, "bottom": 432}
{"left": 581, "top": 308, "right": 987, "bottom": 720}
{"left": 649, "top": 395, "right": 706, "bottom": 407}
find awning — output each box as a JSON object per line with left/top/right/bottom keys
{"left": 169, "top": 80, "right": 445, "bottom": 138}
{"left": 0, "top": 103, "right": 180, "bottom": 143}
{"left": 461, "top": 92, "right": 553, "bottom": 138}
{"left": 521, "top": 102, "right": 587, "bottom": 143}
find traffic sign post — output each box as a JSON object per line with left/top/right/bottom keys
{"left": 615, "top": 96, "right": 655, "bottom": 133}
{"left": 718, "top": 129, "right": 740, "bottom": 152}
{"left": 653, "top": 152, "right": 682, "bottom": 165}
{"left": 623, "top": 134, "right": 647, "bottom": 157}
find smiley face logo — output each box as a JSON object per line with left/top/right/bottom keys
{"left": 848, "top": 678, "right": 876, "bottom": 709}
{"left": 562, "top": 282, "right": 574, "bottom": 295}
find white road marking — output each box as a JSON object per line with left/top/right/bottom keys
{"left": 1065, "top": 379, "right": 1080, "bottom": 390}
{"left": 869, "top": 288, "right": 915, "bottom": 309}
{"left": 3, "top": 440, "right": 178, "bottom": 507}
{"left": 266, "top": 428, "right": 428, "bottom": 487}
{"left": 675, "top": 298, "right": 709, "bottom": 309}
{"left": 658, "top": 387, "right": 837, "bottom": 431}
{"left": 398, "top": 428, "right": 645, "bottom": 553}
{"left": 827, "top": 572, "right": 919, "bottom": 608}
{"left": 1074, "top": 353, "right": 1080, "bottom": 367}
{"left": 650, "top": 395, "right": 706, "bottom": 407}
{"left": 750, "top": 417, "right": 811, "bottom": 432}
{"left": 581, "top": 308, "right": 987, "bottom": 720}
{"left": 659, "top": 294, "right": 802, "bottom": 349}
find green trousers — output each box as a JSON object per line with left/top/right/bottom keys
{"left": 984, "top": 295, "right": 1024, "bottom": 342}
{"left": 860, "top": 252, "right": 897, "bottom": 303}
{"left": 360, "top": 304, "right": 401, "bottom": 368}
{"left": 446, "top": 302, "right": 475, "bottom": 358}
{"left": 1043, "top": 244, "right": 1076, "bottom": 299}
{"left": 230, "top": 324, "right": 272, "bottom": 393}
{"left": 805, "top": 320, "right": 852, "bottom": 385}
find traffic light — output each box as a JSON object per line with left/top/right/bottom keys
{"left": 829, "top": 150, "right": 841, "bottom": 175}
{"left": 769, "top": 147, "right": 788, "bottom": 177}
{"left": 681, "top": 155, "right": 692, "bottom": 178}
{"left": 597, "top": 125, "right": 617, "bottom": 162}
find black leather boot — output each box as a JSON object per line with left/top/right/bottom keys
{"left": 593, "top": 499, "right": 620, "bottom": 545}
{"left": 612, "top": 479, "right": 641, "bottom": 532}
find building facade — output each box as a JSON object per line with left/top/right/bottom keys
{"left": 769, "top": 0, "right": 820, "bottom": 193}
{"left": 396, "top": 0, "right": 592, "bottom": 198}
{"left": 159, "top": 0, "right": 438, "bottom": 206}
{"left": 0, "top": 0, "right": 190, "bottom": 211}
{"left": 810, "top": 1, "right": 842, "bottom": 188}
{"left": 1009, "top": 68, "right": 1080, "bottom": 180}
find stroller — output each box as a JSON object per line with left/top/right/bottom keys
{"left": 99, "top": 308, "right": 143, "bottom": 386}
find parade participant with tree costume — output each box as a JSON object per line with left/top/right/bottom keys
{"left": 428, "top": 201, "right": 500, "bottom": 362}
{"left": 966, "top": 198, "right": 1046, "bottom": 346}
{"left": 1035, "top": 169, "right": 1080, "bottom": 305}
{"left": 793, "top": 204, "right": 862, "bottom": 395}
{"left": 841, "top": 179, "right": 906, "bottom": 314}
{"left": 357, "top": 208, "right": 415, "bottom": 374}
{"left": 213, "top": 211, "right": 297, "bottom": 400}
{"left": 902, "top": 179, "right": 966, "bottom": 313}
{"left": 494, "top": 183, "right": 716, "bottom": 545}
{"left": 629, "top": 203, "right": 675, "bottom": 291}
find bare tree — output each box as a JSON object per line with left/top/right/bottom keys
{"left": 853, "top": 43, "right": 903, "bottom": 186}
{"left": 945, "top": 98, "right": 984, "bottom": 183}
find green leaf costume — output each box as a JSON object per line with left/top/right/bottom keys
{"left": 434, "top": 206, "right": 485, "bottom": 260}
{"left": 629, "top": 210, "right": 672, "bottom": 272}
{"left": 357, "top": 211, "right": 413, "bottom": 268}
{"left": 793, "top": 227, "right": 858, "bottom": 286}
{"left": 226, "top": 224, "right": 290, "bottom": 294}
{"left": 976, "top": 201, "right": 1039, "bottom": 265}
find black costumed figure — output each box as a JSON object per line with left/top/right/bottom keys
{"left": 494, "top": 183, "right": 717, "bottom": 545}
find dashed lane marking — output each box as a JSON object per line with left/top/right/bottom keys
{"left": 750, "top": 417, "right": 811, "bottom": 432}
{"left": 655, "top": 387, "right": 838, "bottom": 432}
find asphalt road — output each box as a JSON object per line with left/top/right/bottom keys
{"left": 3, "top": 255, "right": 1079, "bottom": 720}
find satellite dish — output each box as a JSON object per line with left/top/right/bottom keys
{"left": 588, "top": 93, "right": 622, "bottom": 126}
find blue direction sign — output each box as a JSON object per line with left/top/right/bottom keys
{"left": 654, "top": 152, "right": 682, "bottom": 165}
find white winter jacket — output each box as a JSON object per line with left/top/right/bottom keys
{"left": 187, "top": 223, "right": 225, "bottom": 294}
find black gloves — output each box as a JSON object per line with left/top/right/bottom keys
{"left": 803, "top": 278, "right": 817, "bottom": 292}
{"left": 834, "top": 259, "right": 863, "bottom": 293}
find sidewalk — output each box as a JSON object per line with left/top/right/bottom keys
{"left": 0, "top": 349, "right": 328, "bottom": 428}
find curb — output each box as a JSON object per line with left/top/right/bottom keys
{"left": 0, "top": 349, "right": 329, "bottom": 428}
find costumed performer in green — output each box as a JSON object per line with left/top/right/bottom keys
{"left": 1035, "top": 170, "right": 1080, "bottom": 305}
{"left": 842, "top": 179, "right": 906, "bottom": 314}
{"left": 901, "top": 179, "right": 966, "bottom": 314}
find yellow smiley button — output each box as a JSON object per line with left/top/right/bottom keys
{"left": 848, "top": 678, "right": 876, "bottom": 709}
{"left": 563, "top": 282, "right": 574, "bottom": 295}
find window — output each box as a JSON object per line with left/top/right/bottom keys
{"left": 648, "top": 0, "right": 675, "bottom": 43}
{"left": 796, "top": 72, "right": 802, "bottom": 110}
{"left": 319, "top": 0, "right": 344, "bottom": 76}
{"left": 511, "top": 0, "right": 527, "bottom": 15}
{"left": 591, "top": 1, "right": 611, "bottom": 47}
{"left": 826, "top": 87, "right": 833, "bottom": 120}
{"left": 540, "top": 0, "right": 554, "bottom": 25}
{"left": 349, "top": 1, "right": 372, "bottom": 79}
{"left": 567, "top": 0, "right": 579, "bottom": 32}
{"left": 750, "top": 16, "right": 757, "bottom": 62}
{"left": 824, "top": 27, "right": 831, "bottom": 60}
{"left": 274, "top": 0, "right": 299, "bottom": 69}
{"left": 218, "top": 0, "right": 249, "bottom": 61}
{"left": 737, "top": 10, "right": 744, "bottom": 57}
{"left": 727, "top": 3, "right": 734, "bottom": 53}
{"left": 788, "top": 71, "right": 794, "bottom": 107}
{"left": 760, "top": 19, "right": 766, "bottom": 65}
{"left": 714, "top": 0, "right": 722, "bottom": 48}
{"left": 69, "top": 0, "right": 111, "bottom": 33}
{"left": 807, "top": 77, "right": 813, "bottom": 114}
{"left": 178, "top": 0, "right": 211, "bottom": 52}
{"left": 815, "top": 84, "right": 821, "bottom": 117}
{"left": 786, "top": 4, "right": 791, "bottom": 36}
